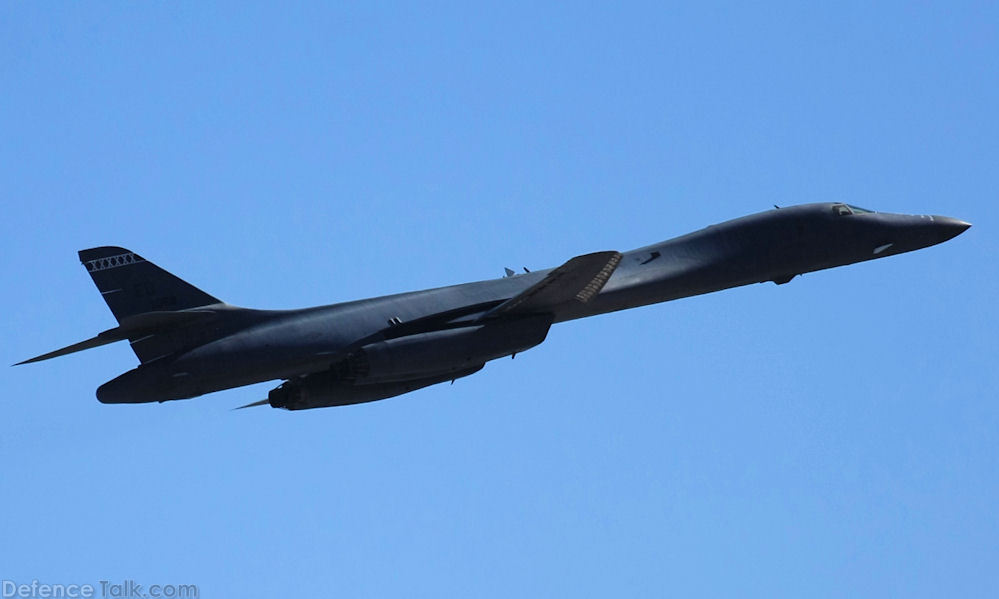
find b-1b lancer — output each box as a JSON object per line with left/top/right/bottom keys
{"left": 18, "top": 203, "right": 970, "bottom": 410}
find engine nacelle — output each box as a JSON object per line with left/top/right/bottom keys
{"left": 347, "top": 314, "right": 553, "bottom": 384}
{"left": 267, "top": 315, "right": 552, "bottom": 410}
{"left": 268, "top": 365, "right": 483, "bottom": 410}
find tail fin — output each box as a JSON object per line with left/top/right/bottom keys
{"left": 79, "top": 246, "right": 222, "bottom": 322}
{"left": 16, "top": 248, "right": 224, "bottom": 367}
{"left": 79, "top": 247, "right": 223, "bottom": 363}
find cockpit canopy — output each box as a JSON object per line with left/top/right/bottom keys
{"left": 832, "top": 203, "right": 875, "bottom": 216}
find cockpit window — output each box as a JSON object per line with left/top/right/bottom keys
{"left": 832, "top": 203, "right": 876, "bottom": 216}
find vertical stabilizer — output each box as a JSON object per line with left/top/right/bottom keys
{"left": 79, "top": 246, "right": 221, "bottom": 322}
{"left": 78, "top": 247, "right": 223, "bottom": 363}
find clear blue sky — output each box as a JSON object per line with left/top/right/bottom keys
{"left": 2, "top": 3, "right": 996, "bottom": 597}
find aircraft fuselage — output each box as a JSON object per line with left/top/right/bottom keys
{"left": 21, "top": 203, "right": 969, "bottom": 409}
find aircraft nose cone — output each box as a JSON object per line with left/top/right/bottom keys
{"left": 932, "top": 216, "right": 972, "bottom": 242}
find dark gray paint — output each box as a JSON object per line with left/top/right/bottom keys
{"left": 18, "top": 203, "right": 970, "bottom": 410}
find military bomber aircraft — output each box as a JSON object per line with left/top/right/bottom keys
{"left": 17, "top": 203, "right": 970, "bottom": 410}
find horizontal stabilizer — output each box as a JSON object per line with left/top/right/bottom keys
{"left": 484, "top": 251, "right": 622, "bottom": 318}
{"left": 15, "top": 331, "right": 128, "bottom": 365}
{"left": 15, "top": 309, "right": 218, "bottom": 366}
